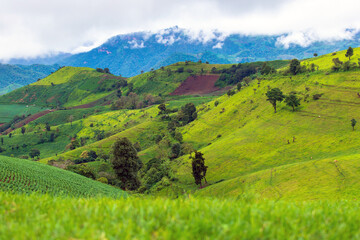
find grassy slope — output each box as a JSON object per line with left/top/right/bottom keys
{"left": 0, "top": 155, "right": 126, "bottom": 198}
{"left": 0, "top": 66, "right": 124, "bottom": 107}
{"left": 2, "top": 193, "right": 360, "bottom": 239}
{"left": 169, "top": 48, "right": 360, "bottom": 199}
{"left": 128, "top": 60, "right": 289, "bottom": 96}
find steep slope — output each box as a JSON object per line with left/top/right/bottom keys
{"left": 0, "top": 66, "right": 126, "bottom": 107}
{"left": 164, "top": 49, "right": 360, "bottom": 199}
{"left": 0, "top": 155, "right": 127, "bottom": 198}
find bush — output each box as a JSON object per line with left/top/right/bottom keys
{"left": 97, "top": 177, "right": 109, "bottom": 184}
{"left": 313, "top": 93, "right": 323, "bottom": 100}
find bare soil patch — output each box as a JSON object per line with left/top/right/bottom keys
{"left": 170, "top": 75, "right": 220, "bottom": 96}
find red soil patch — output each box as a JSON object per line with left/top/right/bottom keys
{"left": 47, "top": 96, "right": 56, "bottom": 102}
{"left": 170, "top": 75, "right": 220, "bottom": 96}
{"left": 2, "top": 109, "right": 55, "bottom": 135}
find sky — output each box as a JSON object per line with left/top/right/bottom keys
{"left": 0, "top": 0, "right": 360, "bottom": 60}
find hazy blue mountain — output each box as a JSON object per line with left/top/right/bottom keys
{"left": 0, "top": 64, "right": 60, "bottom": 95}
{"left": 7, "top": 27, "right": 360, "bottom": 77}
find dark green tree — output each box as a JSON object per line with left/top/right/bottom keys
{"left": 21, "top": 127, "right": 26, "bottom": 135}
{"left": 158, "top": 103, "right": 166, "bottom": 115}
{"left": 190, "top": 151, "right": 208, "bottom": 187}
{"left": 237, "top": 82, "right": 242, "bottom": 91}
{"left": 285, "top": 93, "right": 301, "bottom": 111}
{"left": 289, "top": 59, "right": 301, "bottom": 75}
{"left": 313, "top": 53, "right": 318, "bottom": 57}
{"left": 178, "top": 103, "right": 197, "bottom": 125}
{"left": 266, "top": 88, "right": 285, "bottom": 113}
{"left": 111, "top": 137, "right": 143, "bottom": 190}
{"left": 170, "top": 143, "right": 181, "bottom": 159}
{"left": 345, "top": 47, "right": 354, "bottom": 60}
{"left": 29, "top": 149, "right": 40, "bottom": 159}
{"left": 351, "top": 118, "right": 357, "bottom": 131}
{"left": 0, "top": 137, "right": 3, "bottom": 145}
{"left": 45, "top": 123, "right": 51, "bottom": 131}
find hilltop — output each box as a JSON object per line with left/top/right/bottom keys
{"left": 0, "top": 66, "right": 126, "bottom": 108}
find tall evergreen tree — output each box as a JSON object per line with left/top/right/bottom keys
{"left": 111, "top": 137, "right": 143, "bottom": 190}
{"left": 190, "top": 151, "right": 208, "bottom": 187}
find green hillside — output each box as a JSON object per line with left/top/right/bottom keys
{"left": 166, "top": 50, "right": 360, "bottom": 199}
{"left": 0, "top": 66, "right": 126, "bottom": 107}
{"left": 0, "top": 155, "right": 126, "bottom": 198}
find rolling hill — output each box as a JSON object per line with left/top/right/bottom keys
{"left": 0, "top": 155, "right": 127, "bottom": 198}
{"left": 0, "top": 66, "right": 126, "bottom": 107}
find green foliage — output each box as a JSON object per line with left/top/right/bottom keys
{"left": 0, "top": 156, "right": 126, "bottom": 197}
{"left": 289, "top": 59, "right": 301, "bottom": 75}
{"left": 111, "top": 137, "right": 143, "bottom": 190}
{"left": 29, "top": 149, "right": 40, "bottom": 159}
{"left": 345, "top": 46, "right": 354, "bottom": 60}
{"left": 177, "top": 103, "right": 197, "bottom": 125}
{"left": 190, "top": 151, "right": 208, "bottom": 186}
{"left": 266, "top": 88, "right": 285, "bottom": 113}
{"left": 285, "top": 93, "right": 301, "bottom": 111}
{"left": 351, "top": 118, "right": 357, "bottom": 131}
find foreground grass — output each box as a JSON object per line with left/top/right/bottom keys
{"left": 1, "top": 192, "right": 360, "bottom": 239}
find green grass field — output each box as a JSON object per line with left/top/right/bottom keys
{"left": 0, "top": 155, "right": 126, "bottom": 198}
{"left": 0, "top": 104, "right": 45, "bottom": 123}
{"left": 1, "top": 193, "right": 360, "bottom": 239}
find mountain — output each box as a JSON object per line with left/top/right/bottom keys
{"left": 7, "top": 27, "right": 360, "bottom": 77}
{"left": 0, "top": 63, "right": 60, "bottom": 95}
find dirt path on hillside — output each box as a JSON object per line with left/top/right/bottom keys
{"left": 1, "top": 92, "right": 115, "bottom": 135}
{"left": 170, "top": 75, "right": 220, "bottom": 95}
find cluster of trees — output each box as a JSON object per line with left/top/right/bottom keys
{"left": 111, "top": 93, "right": 162, "bottom": 110}
{"left": 331, "top": 47, "right": 358, "bottom": 72}
{"left": 266, "top": 88, "right": 301, "bottom": 113}
{"left": 215, "top": 63, "right": 258, "bottom": 87}
{"left": 96, "top": 68, "right": 111, "bottom": 74}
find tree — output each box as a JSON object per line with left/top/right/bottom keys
{"left": 285, "top": 93, "right": 301, "bottom": 111}
{"left": 289, "top": 59, "right": 301, "bottom": 75}
{"left": 351, "top": 118, "right": 357, "bottom": 131}
{"left": 45, "top": 123, "right": 51, "bottom": 131}
{"left": 158, "top": 103, "right": 166, "bottom": 115}
{"left": 111, "top": 137, "right": 143, "bottom": 190}
{"left": 0, "top": 137, "right": 3, "bottom": 145}
{"left": 345, "top": 47, "right": 354, "bottom": 60}
{"left": 104, "top": 68, "right": 110, "bottom": 74}
{"left": 116, "top": 89, "right": 122, "bottom": 98}
{"left": 68, "top": 115, "right": 74, "bottom": 127}
{"left": 237, "top": 83, "right": 242, "bottom": 91}
{"left": 29, "top": 149, "right": 40, "bottom": 159}
{"left": 313, "top": 53, "right": 318, "bottom": 57}
{"left": 266, "top": 88, "right": 285, "bottom": 113}
{"left": 21, "top": 127, "right": 26, "bottom": 135}
{"left": 190, "top": 151, "right": 208, "bottom": 187}
{"left": 170, "top": 143, "right": 181, "bottom": 159}
{"left": 177, "top": 103, "right": 197, "bottom": 125}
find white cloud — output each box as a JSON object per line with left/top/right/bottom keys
{"left": 128, "top": 39, "right": 145, "bottom": 49}
{"left": 212, "top": 42, "right": 224, "bottom": 49}
{"left": 0, "top": 0, "right": 360, "bottom": 60}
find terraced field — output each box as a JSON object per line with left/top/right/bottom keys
{"left": 0, "top": 155, "right": 127, "bottom": 198}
